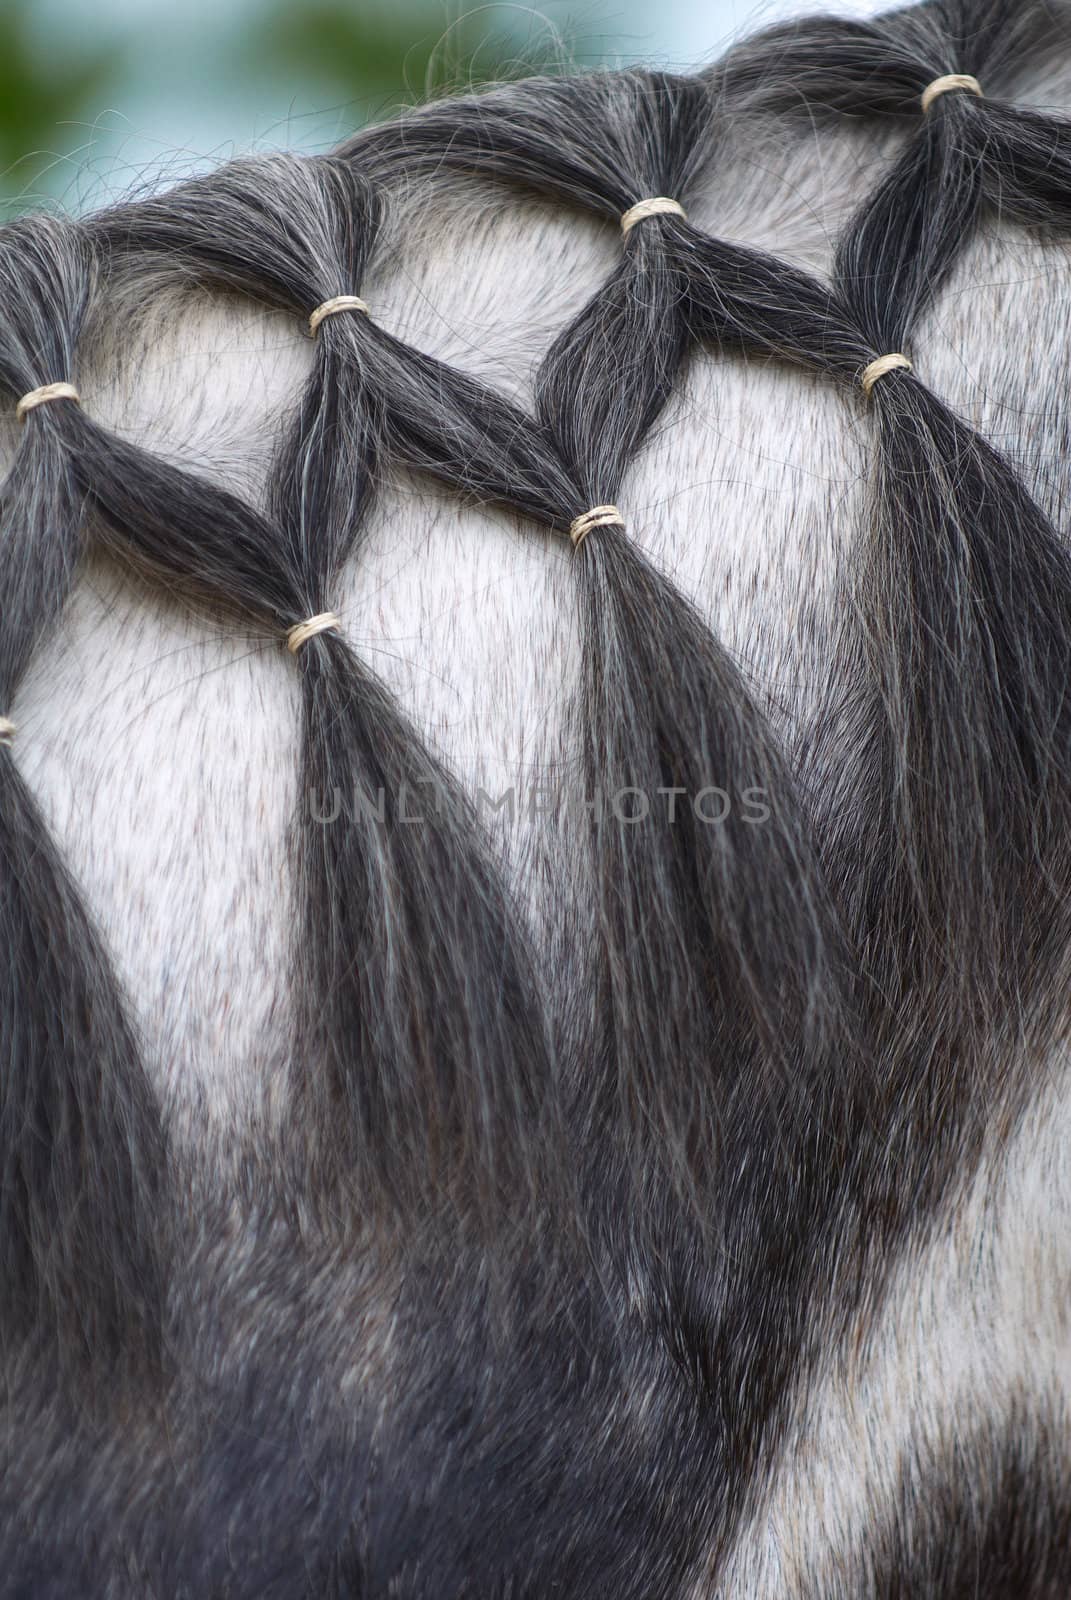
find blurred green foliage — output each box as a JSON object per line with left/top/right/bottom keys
{"left": 0, "top": 0, "right": 574, "bottom": 206}
{"left": 251, "top": 2, "right": 561, "bottom": 112}
{"left": 0, "top": 0, "right": 124, "bottom": 195}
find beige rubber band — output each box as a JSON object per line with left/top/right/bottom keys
{"left": 308, "top": 296, "right": 370, "bottom": 337}
{"left": 920, "top": 74, "right": 983, "bottom": 114}
{"left": 861, "top": 353, "right": 913, "bottom": 396}
{"left": 620, "top": 197, "right": 687, "bottom": 235}
{"left": 16, "top": 382, "right": 80, "bottom": 422}
{"left": 569, "top": 505, "right": 626, "bottom": 550}
{"left": 287, "top": 612, "right": 342, "bottom": 652}
{"left": 0, "top": 716, "right": 16, "bottom": 747}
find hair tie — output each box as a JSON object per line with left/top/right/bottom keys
{"left": 16, "top": 382, "right": 80, "bottom": 423}
{"left": 287, "top": 612, "right": 342, "bottom": 652}
{"left": 860, "top": 353, "right": 913, "bottom": 396}
{"left": 920, "top": 74, "right": 983, "bottom": 114}
{"left": 308, "top": 296, "right": 370, "bottom": 337}
{"left": 0, "top": 716, "right": 16, "bottom": 747}
{"left": 569, "top": 505, "right": 626, "bottom": 550}
{"left": 620, "top": 197, "right": 687, "bottom": 235}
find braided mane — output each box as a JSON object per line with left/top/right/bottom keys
{"left": 3, "top": 2, "right": 1071, "bottom": 1592}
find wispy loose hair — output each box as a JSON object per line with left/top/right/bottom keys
{"left": 2, "top": 0, "right": 1071, "bottom": 1591}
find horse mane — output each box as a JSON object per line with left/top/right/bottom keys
{"left": 3, "top": 0, "right": 1071, "bottom": 1592}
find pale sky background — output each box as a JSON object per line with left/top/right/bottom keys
{"left": 22, "top": 0, "right": 892, "bottom": 211}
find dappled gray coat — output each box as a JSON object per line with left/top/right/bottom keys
{"left": 1, "top": 0, "right": 1070, "bottom": 1593}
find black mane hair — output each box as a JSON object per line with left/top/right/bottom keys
{"left": 3, "top": 0, "right": 1071, "bottom": 1592}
